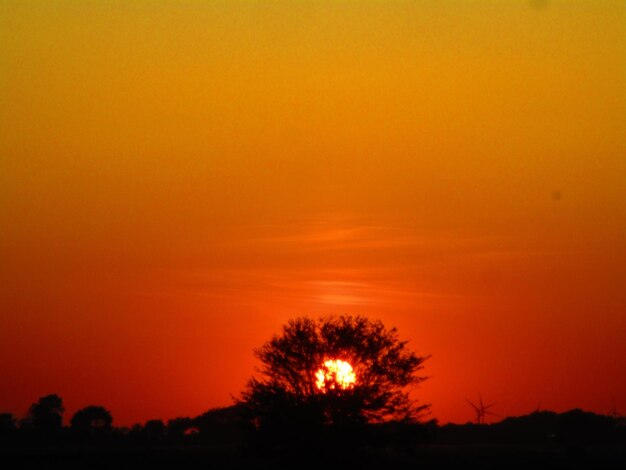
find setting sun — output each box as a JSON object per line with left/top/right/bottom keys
{"left": 315, "top": 359, "right": 356, "bottom": 392}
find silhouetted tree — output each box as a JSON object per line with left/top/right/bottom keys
{"left": 142, "top": 419, "right": 166, "bottom": 442}
{"left": 26, "top": 394, "right": 64, "bottom": 435}
{"left": 166, "top": 417, "right": 194, "bottom": 440}
{"left": 194, "top": 405, "right": 246, "bottom": 446}
{"left": 0, "top": 413, "right": 16, "bottom": 431}
{"left": 0, "top": 413, "right": 17, "bottom": 448}
{"left": 70, "top": 406, "right": 113, "bottom": 435}
{"left": 240, "top": 315, "right": 429, "bottom": 435}
{"left": 0, "top": 413, "right": 17, "bottom": 439}
{"left": 127, "top": 423, "right": 144, "bottom": 442}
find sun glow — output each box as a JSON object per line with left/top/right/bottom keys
{"left": 315, "top": 359, "right": 356, "bottom": 392}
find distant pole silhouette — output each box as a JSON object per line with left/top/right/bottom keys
{"left": 466, "top": 395, "right": 498, "bottom": 424}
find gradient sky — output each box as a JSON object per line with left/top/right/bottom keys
{"left": 1, "top": 0, "right": 625, "bottom": 426}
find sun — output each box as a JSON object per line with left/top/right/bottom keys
{"left": 315, "top": 359, "right": 356, "bottom": 392}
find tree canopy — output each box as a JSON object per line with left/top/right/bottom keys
{"left": 26, "top": 394, "right": 64, "bottom": 434}
{"left": 241, "top": 315, "right": 429, "bottom": 430}
{"left": 70, "top": 406, "right": 113, "bottom": 435}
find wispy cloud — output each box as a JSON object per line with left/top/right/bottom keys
{"left": 154, "top": 214, "right": 540, "bottom": 308}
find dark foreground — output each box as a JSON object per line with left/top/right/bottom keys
{"left": 3, "top": 408, "right": 625, "bottom": 469}
{"left": 2, "top": 443, "right": 626, "bottom": 470}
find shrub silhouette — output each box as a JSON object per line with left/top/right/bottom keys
{"left": 25, "top": 394, "right": 64, "bottom": 436}
{"left": 0, "top": 413, "right": 16, "bottom": 432}
{"left": 0, "top": 413, "right": 17, "bottom": 442}
{"left": 142, "top": 419, "right": 166, "bottom": 442}
{"left": 166, "top": 417, "right": 195, "bottom": 439}
{"left": 240, "top": 315, "right": 429, "bottom": 441}
{"left": 70, "top": 405, "right": 113, "bottom": 436}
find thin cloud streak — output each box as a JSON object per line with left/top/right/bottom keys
{"left": 138, "top": 216, "right": 543, "bottom": 311}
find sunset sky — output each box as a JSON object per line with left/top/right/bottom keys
{"left": 1, "top": 0, "right": 625, "bottom": 425}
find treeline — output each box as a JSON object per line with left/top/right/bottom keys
{"left": 439, "top": 409, "right": 626, "bottom": 447}
{"left": 2, "top": 394, "right": 625, "bottom": 450}
{"left": 0, "top": 394, "right": 246, "bottom": 448}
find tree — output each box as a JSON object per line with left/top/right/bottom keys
{"left": 166, "top": 417, "right": 196, "bottom": 440}
{"left": 26, "top": 394, "right": 64, "bottom": 435}
{"left": 0, "top": 413, "right": 17, "bottom": 435}
{"left": 0, "top": 413, "right": 16, "bottom": 429}
{"left": 70, "top": 406, "right": 113, "bottom": 435}
{"left": 240, "top": 315, "right": 429, "bottom": 432}
{"left": 194, "top": 406, "right": 245, "bottom": 445}
{"left": 142, "top": 419, "right": 166, "bottom": 442}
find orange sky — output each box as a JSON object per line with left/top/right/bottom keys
{"left": 1, "top": 0, "right": 625, "bottom": 425}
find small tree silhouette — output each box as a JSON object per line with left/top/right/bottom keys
{"left": 240, "top": 315, "right": 429, "bottom": 435}
{"left": 142, "top": 419, "right": 166, "bottom": 442}
{"left": 26, "top": 394, "right": 64, "bottom": 435}
{"left": 0, "top": 413, "right": 16, "bottom": 433}
{"left": 70, "top": 406, "right": 113, "bottom": 435}
{"left": 166, "top": 417, "right": 195, "bottom": 439}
